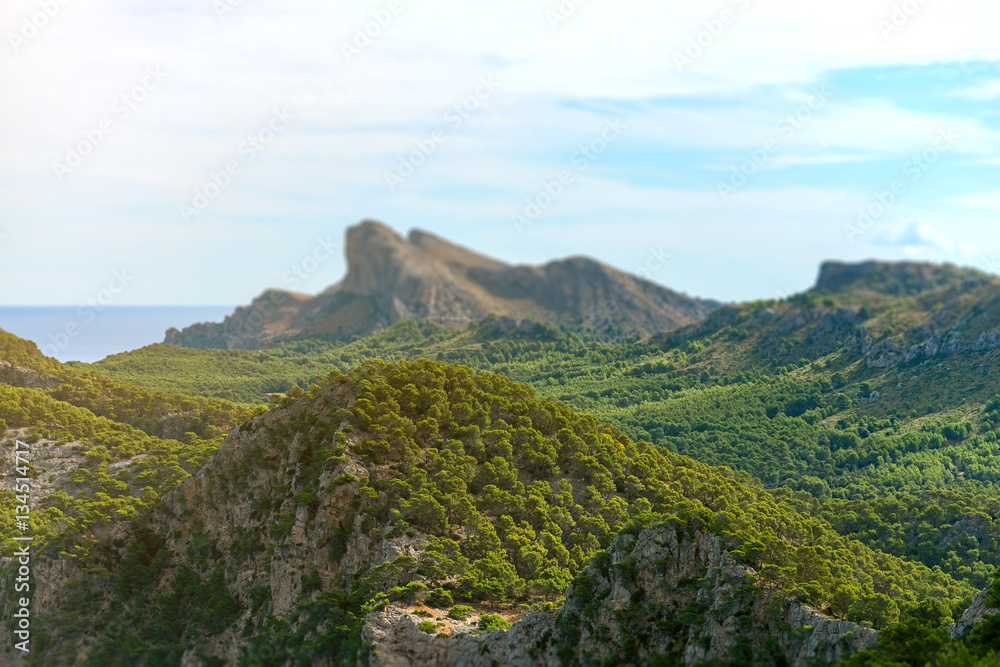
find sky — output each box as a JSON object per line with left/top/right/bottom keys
{"left": 2, "top": 0, "right": 1000, "bottom": 307}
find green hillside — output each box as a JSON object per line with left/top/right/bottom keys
{"left": 75, "top": 265, "right": 1000, "bottom": 590}
{"left": 20, "top": 359, "right": 986, "bottom": 664}
{"left": 11, "top": 260, "right": 1000, "bottom": 664}
{"left": 0, "top": 330, "right": 261, "bottom": 561}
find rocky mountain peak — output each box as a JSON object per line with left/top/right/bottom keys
{"left": 340, "top": 219, "right": 452, "bottom": 297}
{"left": 164, "top": 219, "right": 720, "bottom": 349}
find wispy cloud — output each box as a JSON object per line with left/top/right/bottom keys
{"left": 2, "top": 1, "right": 1000, "bottom": 304}
{"left": 873, "top": 221, "right": 974, "bottom": 254}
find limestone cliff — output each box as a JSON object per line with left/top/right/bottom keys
{"left": 164, "top": 220, "right": 719, "bottom": 349}
{"left": 951, "top": 588, "right": 1000, "bottom": 639}
{"left": 361, "top": 524, "right": 878, "bottom": 667}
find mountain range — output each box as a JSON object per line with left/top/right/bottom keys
{"left": 5, "top": 242, "right": 1000, "bottom": 665}
{"left": 164, "top": 220, "right": 719, "bottom": 349}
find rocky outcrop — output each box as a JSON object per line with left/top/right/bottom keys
{"left": 951, "top": 589, "right": 1000, "bottom": 639}
{"left": 0, "top": 359, "right": 59, "bottom": 390}
{"left": 165, "top": 220, "right": 719, "bottom": 349}
{"left": 875, "top": 325, "right": 1000, "bottom": 367}
{"left": 902, "top": 330, "right": 969, "bottom": 365}
{"left": 816, "top": 260, "right": 988, "bottom": 295}
{"left": 862, "top": 335, "right": 902, "bottom": 369}
{"left": 164, "top": 289, "right": 314, "bottom": 350}
{"left": 974, "top": 328, "right": 1000, "bottom": 352}
{"left": 362, "top": 524, "right": 878, "bottom": 667}
{"left": 362, "top": 606, "right": 450, "bottom": 666}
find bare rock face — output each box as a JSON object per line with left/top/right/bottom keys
{"left": 0, "top": 360, "right": 54, "bottom": 390}
{"left": 863, "top": 337, "right": 902, "bottom": 369}
{"left": 361, "top": 524, "right": 878, "bottom": 667}
{"left": 165, "top": 220, "right": 719, "bottom": 350}
{"left": 362, "top": 606, "right": 450, "bottom": 667}
{"left": 951, "top": 589, "right": 1000, "bottom": 639}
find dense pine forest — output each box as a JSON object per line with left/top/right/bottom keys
{"left": 6, "top": 261, "right": 1000, "bottom": 664}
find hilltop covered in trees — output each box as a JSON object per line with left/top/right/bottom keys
{"left": 4, "top": 357, "right": 990, "bottom": 664}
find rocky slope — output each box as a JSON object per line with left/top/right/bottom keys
{"left": 0, "top": 385, "right": 381, "bottom": 664}
{"left": 164, "top": 220, "right": 719, "bottom": 349}
{"left": 655, "top": 259, "right": 1000, "bottom": 373}
{"left": 361, "top": 524, "right": 878, "bottom": 667}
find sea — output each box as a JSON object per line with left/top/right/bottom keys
{"left": 0, "top": 306, "right": 235, "bottom": 363}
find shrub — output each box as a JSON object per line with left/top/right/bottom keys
{"left": 428, "top": 587, "right": 454, "bottom": 609}
{"left": 448, "top": 605, "right": 475, "bottom": 621}
{"left": 270, "top": 513, "right": 296, "bottom": 541}
{"left": 477, "top": 614, "right": 511, "bottom": 632}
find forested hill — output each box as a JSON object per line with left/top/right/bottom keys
{"left": 1, "top": 329, "right": 257, "bottom": 439}
{"left": 0, "top": 329, "right": 260, "bottom": 561}
{"left": 1, "top": 357, "right": 988, "bottom": 664}
{"left": 77, "top": 259, "right": 1000, "bottom": 594}
{"left": 13, "top": 258, "right": 1000, "bottom": 663}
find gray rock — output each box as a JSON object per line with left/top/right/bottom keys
{"left": 359, "top": 525, "right": 877, "bottom": 667}
{"left": 364, "top": 606, "right": 448, "bottom": 667}
{"left": 951, "top": 589, "right": 1000, "bottom": 639}
{"left": 974, "top": 329, "right": 1000, "bottom": 352}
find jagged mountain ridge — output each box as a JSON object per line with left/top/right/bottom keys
{"left": 164, "top": 220, "right": 719, "bottom": 350}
